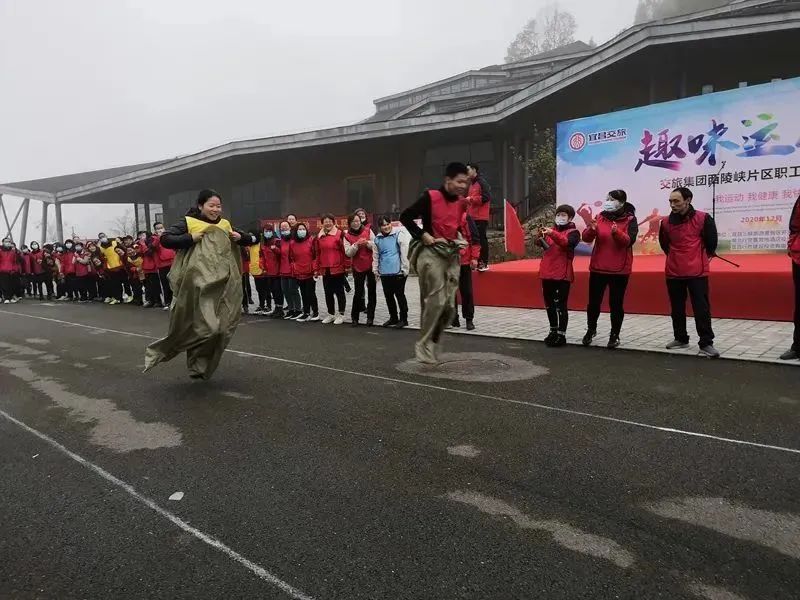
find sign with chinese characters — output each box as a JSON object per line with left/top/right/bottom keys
{"left": 556, "top": 77, "right": 800, "bottom": 255}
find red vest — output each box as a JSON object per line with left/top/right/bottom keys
{"left": 540, "top": 224, "right": 577, "bottom": 282}
{"left": 466, "top": 181, "right": 490, "bottom": 221}
{"left": 584, "top": 213, "right": 635, "bottom": 275}
{"left": 0, "top": 248, "right": 17, "bottom": 273}
{"left": 345, "top": 228, "right": 373, "bottom": 273}
{"left": 317, "top": 229, "right": 346, "bottom": 275}
{"left": 289, "top": 238, "right": 316, "bottom": 280}
{"left": 661, "top": 210, "right": 710, "bottom": 278}
{"left": 29, "top": 250, "right": 45, "bottom": 275}
{"left": 61, "top": 251, "right": 76, "bottom": 275}
{"left": 430, "top": 190, "right": 466, "bottom": 241}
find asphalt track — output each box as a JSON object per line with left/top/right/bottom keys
{"left": 1, "top": 301, "right": 799, "bottom": 599}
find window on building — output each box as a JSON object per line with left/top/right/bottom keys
{"left": 231, "top": 178, "right": 280, "bottom": 226}
{"left": 346, "top": 176, "right": 375, "bottom": 215}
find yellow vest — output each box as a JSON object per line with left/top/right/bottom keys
{"left": 185, "top": 216, "right": 233, "bottom": 235}
{"left": 101, "top": 240, "right": 123, "bottom": 270}
{"left": 248, "top": 244, "right": 263, "bottom": 276}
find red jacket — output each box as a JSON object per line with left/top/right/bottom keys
{"left": 29, "top": 250, "right": 45, "bottom": 275}
{"left": 582, "top": 205, "right": 638, "bottom": 275}
{"left": 74, "top": 252, "right": 92, "bottom": 277}
{"left": 21, "top": 252, "right": 32, "bottom": 275}
{"left": 289, "top": 237, "right": 317, "bottom": 280}
{"left": 789, "top": 196, "right": 800, "bottom": 266}
{"left": 261, "top": 242, "right": 281, "bottom": 276}
{"left": 459, "top": 214, "right": 481, "bottom": 267}
{"left": 152, "top": 235, "right": 175, "bottom": 269}
{"left": 0, "top": 248, "right": 18, "bottom": 274}
{"left": 137, "top": 240, "right": 158, "bottom": 274}
{"left": 61, "top": 251, "right": 76, "bottom": 276}
{"left": 276, "top": 237, "right": 293, "bottom": 276}
{"left": 317, "top": 228, "right": 347, "bottom": 275}
{"left": 539, "top": 223, "right": 580, "bottom": 282}
{"left": 466, "top": 179, "right": 491, "bottom": 222}
{"left": 344, "top": 227, "right": 374, "bottom": 273}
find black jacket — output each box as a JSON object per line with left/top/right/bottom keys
{"left": 658, "top": 206, "right": 718, "bottom": 256}
{"left": 161, "top": 208, "right": 256, "bottom": 250}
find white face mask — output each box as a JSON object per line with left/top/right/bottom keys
{"left": 555, "top": 216, "right": 569, "bottom": 227}
{"left": 603, "top": 199, "right": 622, "bottom": 212}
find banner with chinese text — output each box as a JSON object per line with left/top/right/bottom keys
{"left": 557, "top": 78, "right": 800, "bottom": 255}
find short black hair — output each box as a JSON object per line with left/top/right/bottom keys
{"left": 153, "top": 221, "right": 163, "bottom": 229}
{"left": 445, "top": 162, "right": 469, "bottom": 179}
{"left": 672, "top": 187, "right": 693, "bottom": 201}
{"left": 555, "top": 204, "right": 576, "bottom": 219}
{"left": 608, "top": 189, "right": 627, "bottom": 203}
{"left": 196, "top": 189, "right": 221, "bottom": 205}
{"left": 466, "top": 163, "right": 480, "bottom": 174}
{"left": 377, "top": 215, "right": 392, "bottom": 226}
{"left": 321, "top": 213, "right": 336, "bottom": 223}
{"left": 348, "top": 212, "right": 363, "bottom": 226}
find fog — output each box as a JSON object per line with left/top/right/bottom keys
{"left": 0, "top": 0, "right": 639, "bottom": 239}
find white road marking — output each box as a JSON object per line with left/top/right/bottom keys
{"left": 221, "top": 391, "right": 254, "bottom": 400}
{"left": 2, "top": 310, "right": 799, "bottom": 456}
{"left": 688, "top": 582, "right": 749, "bottom": 600}
{"left": 447, "top": 444, "right": 481, "bottom": 458}
{"left": 169, "top": 491, "right": 184, "bottom": 501}
{"left": 0, "top": 409, "right": 315, "bottom": 600}
{"left": 645, "top": 497, "right": 800, "bottom": 560}
{"left": 25, "top": 338, "right": 50, "bottom": 345}
{"left": 446, "top": 490, "right": 635, "bottom": 568}
{"left": 73, "top": 363, "right": 88, "bottom": 369}
{"left": 92, "top": 356, "right": 111, "bottom": 361}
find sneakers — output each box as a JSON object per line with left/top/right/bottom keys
{"left": 322, "top": 314, "right": 336, "bottom": 325}
{"left": 242, "top": 305, "right": 249, "bottom": 314}
{"left": 382, "top": 318, "right": 400, "bottom": 328}
{"left": 394, "top": 319, "right": 409, "bottom": 329}
{"left": 108, "top": 298, "right": 120, "bottom": 305}
{"left": 253, "top": 306, "right": 264, "bottom": 315}
{"left": 296, "top": 314, "right": 309, "bottom": 323}
{"left": 779, "top": 348, "right": 799, "bottom": 361}
{"left": 351, "top": 319, "right": 360, "bottom": 328}
{"left": 283, "top": 310, "right": 299, "bottom": 320}
{"left": 553, "top": 334, "right": 567, "bottom": 347}
{"left": 333, "top": 314, "right": 345, "bottom": 325}
{"left": 607, "top": 334, "right": 620, "bottom": 349}
{"left": 477, "top": 263, "right": 489, "bottom": 272}
{"left": 466, "top": 319, "right": 475, "bottom": 331}
{"left": 270, "top": 308, "right": 284, "bottom": 319}
{"left": 123, "top": 296, "right": 134, "bottom": 304}
{"left": 162, "top": 305, "right": 170, "bottom": 311}
{"left": 104, "top": 297, "right": 112, "bottom": 304}
{"left": 666, "top": 339, "right": 690, "bottom": 350}
{"left": 544, "top": 331, "right": 558, "bottom": 346}
{"left": 308, "top": 313, "right": 321, "bottom": 322}
{"left": 2, "top": 299, "right": 9, "bottom": 304}
{"left": 582, "top": 330, "right": 596, "bottom": 347}
{"left": 366, "top": 319, "right": 374, "bottom": 327}
{"left": 142, "top": 301, "right": 154, "bottom": 308}
{"left": 699, "top": 345, "right": 720, "bottom": 359}
{"left": 451, "top": 318, "right": 461, "bottom": 329}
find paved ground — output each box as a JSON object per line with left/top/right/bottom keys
{"left": 1, "top": 301, "right": 799, "bottom": 599}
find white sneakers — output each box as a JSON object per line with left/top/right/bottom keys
{"left": 307, "top": 314, "right": 321, "bottom": 322}
{"left": 322, "top": 315, "right": 336, "bottom": 324}
{"left": 333, "top": 314, "right": 345, "bottom": 325}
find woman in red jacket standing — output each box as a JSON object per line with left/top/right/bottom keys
{"left": 317, "top": 214, "right": 347, "bottom": 325}
{"left": 29, "top": 242, "right": 45, "bottom": 300}
{"left": 73, "top": 241, "right": 93, "bottom": 301}
{"left": 781, "top": 195, "right": 800, "bottom": 360}
{"left": 152, "top": 222, "right": 175, "bottom": 311}
{"left": 581, "top": 189, "right": 638, "bottom": 349}
{"left": 261, "top": 227, "right": 284, "bottom": 318}
{"left": 290, "top": 222, "right": 320, "bottom": 322}
{"left": 536, "top": 205, "right": 581, "bottom": 347}
{"left": 344, "top": 213, "right": 376, "bottom": 327}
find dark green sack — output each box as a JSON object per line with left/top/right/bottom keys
{"left": 144, "top": 226, "right": 243, "bottom": 380}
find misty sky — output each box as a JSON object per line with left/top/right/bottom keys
{"left": 0, "top": 0, "right": 638, "bottom": 239}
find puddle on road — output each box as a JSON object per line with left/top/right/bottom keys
{"left": 446, "top": 490, "right": 635, "bottom": 568}
{"left": 644, "top": 497, "right": 800, "bottom": 560}
{"left": 397, "top": 352, "right": 549, "bottom": 383}
{"left": 0, "top": 342, "right": 182, "bottom": 453}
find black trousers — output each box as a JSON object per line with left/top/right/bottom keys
{"left": 351, "top": 270, "right": 377, "bottom": 322}
{"left": 454, "top": 265, "right": 474, "bottom": 320}
{"left": 0, "top": 273, "right": 13, "bottom": 300}
{"left": 587, "top": 272, "right": 630, "bottom": 335}
{"left": 298, "top": 278, "right": 319, "bottom": 316}
{"left": 268, "top": 276, "right": 283, "bottom": 308}
{"left": 793, "top": 262, "right": 799, "bottom": 350}
{"left": 130, "top": 277, "right": 143, "bottom": 303}
{"left": 380, "top": 275, "right": 408, "bottom": 321}
{"left": 475, "top": 220, "right": 489, "bottom": 265}
{"left": 65, "top": 274, "right": 78, "bottom": 299}
{"left": 254, "top": 277, "right": 271, "bottom": 309}
{"left": 76, "top": 276, "right": 92, "bottom": 300}
{"left": 241, "top": 274, "right": 251, "bottom": 308}
{"left": 38, "top": 274, "right": 54, "bottom": 299}
{"left": 158, "top": 266, "right": 173, "bottom": 306}
{"left": 106, "top": 269, "right": 125, "bottom": 302}
{"left": 322, "top": 272, "right": 346, "bottom": 315}
{"left": 144, "top": 272, "right": 162, "bottom": 305}
{"left": 541, "top": 279, "right": 571, "bottom": 333}
{"left": 666, "top": 276, "right": 715, "bottom": 348}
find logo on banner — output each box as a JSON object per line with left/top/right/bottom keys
{"left": 568, "top": 132, "right": 587, "bottom": 152}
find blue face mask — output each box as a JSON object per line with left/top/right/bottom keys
{"left": 263, "top": 230, "right": 273, "bottom": 239}
{"left": 280, "top": 231, "right": 291, "bottom": 239}
{"left": 297, "top": 229, "right": 307, "bottom": 240}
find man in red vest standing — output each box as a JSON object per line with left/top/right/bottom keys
{"left": 466, "top": 164, "right": 492, "bottom": 272}
{"left": 780, "top": 195, "right": 800, "bottom": 361}
{"left": 401, "top": 162, "right": 470, "bottom": 364}
{"left": 659, "top": 187, "right": 720, "bottom": 358}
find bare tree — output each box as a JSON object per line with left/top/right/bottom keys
{"left": 505, "top": 3, "right": 577, "bottom": 63}
{"left": 107, "top": 208, "right": 137, "bottom": 237}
